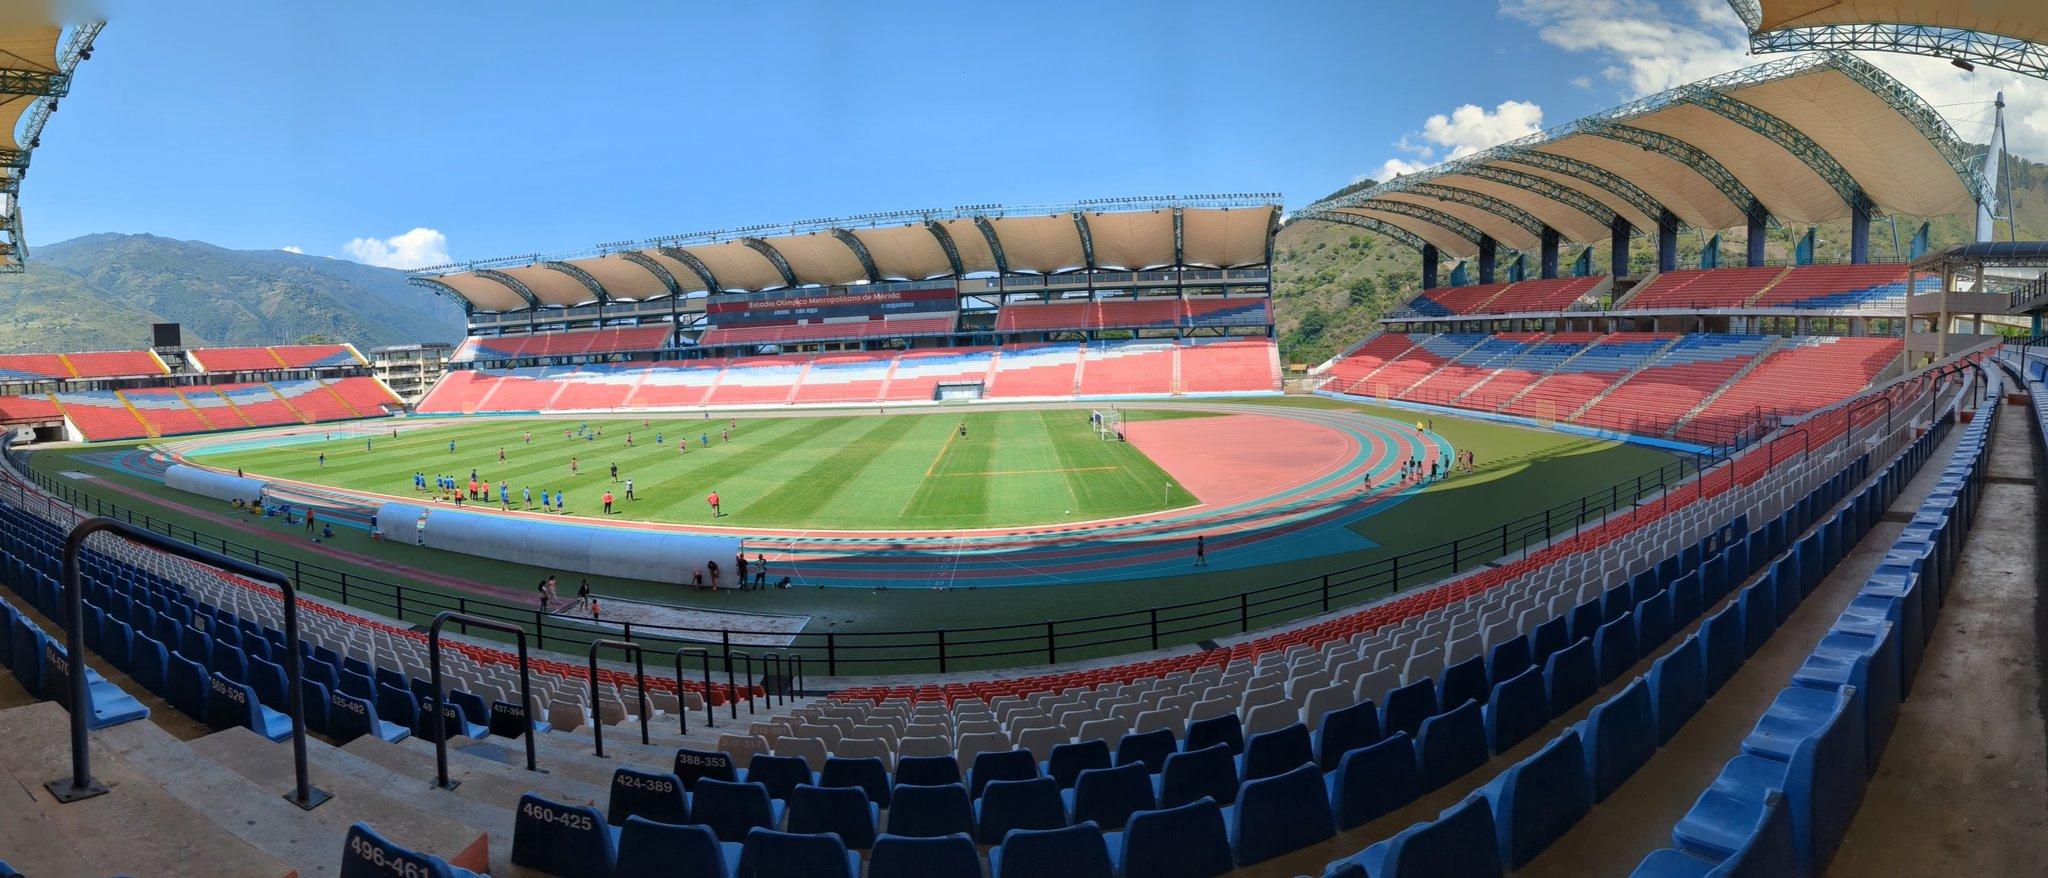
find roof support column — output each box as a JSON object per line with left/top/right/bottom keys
{"left": 1478, "top": 236, "right": 1497, "bottom": 285}
{"left": 1850, "top": 199, "right": 1871, "bottom": 265}
{"left": 1609, "top": 216, "right": 1631, "bottom": 279}
{"left": 1422, "top": 244, "right": 1440, "bottom": 291}
{"left": 1746, "top": 201, "right": 1769, "bottom": 268}
{"left": 1540, "top": 226, "right": 1560, "bottom": 280}
{"left": 1657, "top": 209, "right": 1679, "bottom": 274}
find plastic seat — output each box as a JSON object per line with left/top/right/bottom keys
{"left": 1183, "top": 713, "right": 1245, "bottom": 755}
{"left": 1701, "top": 603, "right": 1745, "bottom": 695}
{"left": 326, "top": 689, "right": 408, "bottom": 743}
{"left": 970, "top": 748, "right": 1041, "bottom": 799}
{"left": 989, "top": 821, "right": 1116, "bottom": 878}
{"left": 1483, "top": 666, "right": 1550, "bottom": 754}
{"left": 1790, "top": 627, "right": 1898, "bottom": 774}
{"left": 1635, "top": 589, "right": 1673, "bottom": 653}
{"left": 1595, "top": 612, "right": 1637, "bottom": 685}
{"left": 1326, "top": 731, "right": 1420, "bottom": 831}
{"left": 1115, "top": 727, "right": 1176, "bottom": 774}
{"left": 511, "top": 794, "right": 618, "bottom": 878}
{"left": 820, "top": 755, "right": 892, "bottom": 808}
{"left": 1437, "top": 655, "right": 1490, "bottom": 715}
{"left": 1157, "top": 742, "right": 1239, "bottom": 808}
{"left": 166, "top": 652, "right": 211, "bottom": 721}
{"left": 736, "top": 827, "right": 861, "bottom": 878}
{"left": 341, "top": 822, "right": 480, "bottom": 878}
{"left": 690, "top": 778, "right": 787, "bottom": 843}
{"left": 205, "top": 673, "right": 292, "bottom": 741}
{"left": 886, "top": 783, "right": 974, "bottom": 838}
{"left": 1313, "top": 698, "right": 1381, "bottom": 773}
{"left": 1227, "top": 762, "right": 1334, "bottom": 866}
{"left": 786, "top": 784, "right": 879, "bottom": 850}
{"left": 1239, "top": 722, "right": 1314, "bottom": 780}
{"left": 1327, "top": 794, "right": 1501, "bottom": 878}
{"left": 975, "top": 777, "right": 1067, "bottom": 844}
{"left": 615, "top": 818, "right": 740, "bottom": 878}
{"left": 1576, "top": 678, "right": 1656, "bottom": 803}
{"left": 868, "top": 833, "right": 982, "bottom": 878}
{"left": 1382, "top": 678, "right": 1439, "bottom": 740}
{"left": 1117, "top": 798, "right": 1234, "bottom": 878}
{"left": 606, "top": 767, "right": 689, "bottom": 826}
{"left": 747, "top": 754, "right": 817, "bottom": 802}
{"left": 1650, "top": 635, "right": 1709, "bottom": 745}
{"left": 1044, "top": 739, "right": 1111, "bottom": 789}
{"left": 895, "top": 754, "right": 963, "bottom": 788}
{"left": 1671, "top": 689, "right": 1859, "bottom": 878}
{"left": 1630, "top": 789, "right": 1793, "bottom": 877}
{"left": 1477, "top": 730, "right": 1592, "bottom": 868}
{"left": 1486, "top": 635, "right": 1532, "bottom": 685}
{"left": 1064, "top": 761, "right": 1156, "bottom": 831}
{"left": 1417, "top": 700, "right": 1488, "bottom": 791}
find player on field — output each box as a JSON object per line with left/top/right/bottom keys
{"left": 449, "top": 440, "right": 457, "bottom": 454}
{"left": 570, "top": 457, "right": 578, "bottom": 475}
{"left": 499, "top": 447, "right": 506, "bottom": 462}
{"left": 610, "top": 462, "right": 618, "bottom": 482}
{"left": 522, "top": 486, "right": 532, "bottom": 508}
{"left": 602, "top": 491, "right": 614, "bottom": 515}
{"left": 1195, "top": 534, "right": 1206, "bottom": 566}
{"left": 625, "top": 478, "right": 634, "bottom": 501}
{"left": 318, "top": 452, "right": 325, "bottom": 468}
{"left": 707, "top": 490, "right": 721, "bottom": 518}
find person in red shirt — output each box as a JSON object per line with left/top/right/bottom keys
{"left": 707, "top": 491, "right": 721, "bottom": 518}
{"left": 602, "top": 491, "right": 614, "bottom": 515}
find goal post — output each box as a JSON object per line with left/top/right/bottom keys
{"left": 1091, "top": 408, "right": 1123, "bottom": 440}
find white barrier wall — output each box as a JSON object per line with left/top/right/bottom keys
{"left": 376, "top": 501, "right": 743, "bottom": 587}
{"left": 164, "top": 464, "right": 268, "bottom": 505}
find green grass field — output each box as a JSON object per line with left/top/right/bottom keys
{"left": 186, "top": 411, "right": 1199, "bottom": 530}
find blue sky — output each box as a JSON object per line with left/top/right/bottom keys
{"left": 22, "top": 0, "right": 2036, "bottom": 267}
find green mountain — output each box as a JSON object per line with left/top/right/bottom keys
{"left": 1272, "top": 154, "right": 2048, "bottom": 368}
{"left": 0, "top": 233, "right": 465, "bottom": 353}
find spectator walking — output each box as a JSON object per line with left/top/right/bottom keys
{"left": 1194, "top": 533, "right": 1206, "bottom": 566}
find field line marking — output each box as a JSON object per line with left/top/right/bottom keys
{"left": 922, "top": 419, "right": 963, "bottom": 478}
{"left": 936, "top": 466, "right": 1118, "bottom": 477}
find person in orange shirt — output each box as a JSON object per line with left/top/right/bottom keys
{"left": 707, "top": 491, "right": 722, "bottom": 518}
{"left": 602, "top": 491, "right": 614, "bottom": 515}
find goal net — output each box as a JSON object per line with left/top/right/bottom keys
{"left": 1092, "top": 409, "right": 1123, "bottom": 440}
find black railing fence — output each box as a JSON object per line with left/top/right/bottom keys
{"left": 3, "top": 436, "right": 1726, "bottom": 678}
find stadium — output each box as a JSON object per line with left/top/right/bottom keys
{"left": 0, "top": 2, "right": 2043, "bottom": 878}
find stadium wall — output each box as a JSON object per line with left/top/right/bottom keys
{"left": 374, "top": 501, "right": 742, "bottom": 588}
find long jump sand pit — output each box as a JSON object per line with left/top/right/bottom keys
{"left": 1122, "top": 412, "right": 1356, "bottom": 505}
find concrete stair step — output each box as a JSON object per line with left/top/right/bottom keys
{"left": 189, "top": 727, "right": 491, "bottom": 874}
{"left": 348, "top": 734, "right": 604, "bottom": 809}
{"left": 283, "top": 725, "right": 525, "bottom": 873}
{"left": 0, "top": 702, "right": 294, "bottom": 878}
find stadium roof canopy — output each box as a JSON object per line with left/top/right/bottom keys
{"left": 411, "top": 196, "right": 1282, "bottom": 312}
{"left": 1296, "top": 52, "right": 1983, "bottom": 259}
{"left": 0, "top": 12, "right": 101, "bottom": 273}
{"left": 1731, "top": 0, "right": 2048, "bottom": 79}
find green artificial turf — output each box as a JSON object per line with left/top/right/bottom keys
{"left": 185, "top": 411, "right": 1198, "bottom": 530}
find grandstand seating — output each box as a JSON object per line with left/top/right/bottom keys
{"left": 0, "top": 349, "right": 167, "bottom": 382}
{"left": 1500, "top": 334, "right": 1676, "bottom": 422}
{"left": 1458, "top": 333, "right": 1602, "bottom": 411}
{"left": 995, "top": 297, "right": 1273, "bottom": 333}
{"left": 881, "top": 349, "right": 997, "bottom": 402}
{"left": 1688, "top": 337, "right": 1902, "bottom": 435}
{"left": 1624, "top": 267, "right": 1785, "bottom": 310}
{"left": 1179, "top": 339, "right": 1281, "bottom": 394}
{"left": 50, "top": 390, "right": 148, "bottom": 440}
{"left": 1573, "top": 335, "right": 1777, "bottom": 438}
{"left": 705, "top": 356, "right": 811, "bottom": 406}
{"left": 452, "top": 326, "right": 675, "bottom": 363}
{"left": 46, "top": 377, "right": 404, "bottom": 441}
{"left": 1320, "top": 335, "right": 1422, "bottom": 396}
{"left": 1491, "top": 276, "right": 1604, "bottom": 312}
{"left": 701, "top": 316, "right": 958, "bottom": 348}
{"left": 1077, "top": 341, "right": 1176, "bottom": 396}
{"left": 189, "top": 344, "right": 363, "bottom": 372}
{"left": 791, "top": 352, "right": 898, "bottom": 405}
{"left": 1399, "top": 333, "right": 1544, "bottom": 403}
{"left": 987, "top": 344, "right": 1083, "bottom": 398}
{"left": 1355, "top": 334, "right": 1486, "bottom": 399}
{"left": 0, "top": 393, "right": 62, "bottom": 424}
{"left": 1750, "top": 264, "right": 1922, "bottom": 310}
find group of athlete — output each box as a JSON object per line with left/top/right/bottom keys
{"left": 402, "top": 417, "right": 743, "bottom": 519}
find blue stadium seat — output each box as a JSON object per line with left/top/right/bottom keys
{"left": 606, "top": 767, "right": 689, "bottom": 826}
{"left": 1635, "top": 589, "right": 1673, "bottom": 653}
{"left": 676, "top": 747, "right": 742, "bottom": 790}
{"left": 338, "top": 668, "right": 376, "bottom": 702}
{"left": 747, "top": 754, "right": 816, "bottom": 801}
{"left": 208, "top": 639, "right": 247, "bottom": 685}
{"left": 1855, "top": 568, "right": 1924, "bottom": 693}
{"left": 974, "top": 777, "right": 1066, "bottom": 844}
{"left": 511, "top": 793, "right": 618, "bottom": 878}
{"left": 1117, "top": 798, "right": 1235, "bottom": 878}
{"left": 1576, "top": 678, "right": 1656, "bottom": 803}
{"left": 1672, "top": 688, "right": 1860, "bottom": 878}
{"left": 1314, "top": 698, "right": 1381, "bottom": 773}
{"left": 1529, "top": 617, "right": 1569, "bottom": 670}
{"left": 1157, "top": 742, "right": 1239, "bottom": 808}
{"left": 1326, "top": 731, "right": 1420, "bottom": 831}
{"left": 788, "top": 783, "right": 879, "bottom": 850}
{"left": 615, "top": 817, "right": 740, "bottom": 878}
{"left": 1438, "top": 655, "right": 1491, "bottom": 716}
{"left": 341, "top": 822, "right": 479, "bottom": 878}
{"left": 415, "top": 696, "right": 489, "bottom": 743}
{"left": 166, "top": 651, "right": 211, "bottom": 721}
{"left": 1227, "top": 762, "right": 1334, "bottom": 866}
{"left": 868, "top": 833, "right": 982, "bottom": 878}
{"left": 1630, "top": 789, "right": 1794, "bottom": 878}
{"left": 327, "top": 689, "right": 408, "bottom": 744}
{"left": 1478, "top": 730, "right": 1592, "bottom": 868}
{"left": 1382, "top": 677, "right": 1440, "bottom": 739}
{"left": 690, "top": 778, "right": 787, "bottom": 843}
{"left": 246, "top": 655, "right": 287, "bottom": 712}
{"left": 736, "top": 827, "right": 861, "bottom": 878}
{"left": 1669, "top": 572, "right": 1703, "bottom": 628}
{"left": 1324, "top": 793, "right": 1501, "bottom": 878}
{"left": 1116, "top": 728, "right": 1176, "bottom": 775}
{"left": 206, "top": 672, "right": 292, "bottom": 741}
{"left": 1770, "top": 555, "right": 1802, "bottom": 627}
{"left": 1484, "top": 666, "right": 1549, "bottom": 754}
{"left": 1044, "top": 739, "right": 1110, "bottom": 790}
{"left": 1418, "top": 700, "right": 1488, "bottom": 791}
{"left": 886, "top": 783, "right": 974, "bottom": 838}
{"left": 1184, "top": 713, "right": 1245, "bottom": 755}
{"left": 1649, "top": 634, "right": 1709, "bottom": 745}
{"left": 1567, "top": 598, "right": 1603, "bottom": 644}
{"left": 1487, "top": 634, "right": 1532, "bottom": 684}
{"left": 1064, "top": 761, "right": 1155, "bottom": 831}
{"left": 99, "top": 616, "right": 133, "bottom": 673}
{"left": 1544, "top": 637, "right": 1597, "bottom": 716}
{"left": 375, "top": 682, "right": 418, "bottom": 732}
{"left": 1603, "top": 585, "right": 1634, "bottom": 624}
{"left": 895, "top": 754, "right": 962, "bottom": 788}
{"left": 820, "top": 755, "right": 892, "bottom": 807}
{"left": 1791, "top": 625, "right": 1898, "bottom": 774}
{"left": 1595, "top": 612, "right": 1638, "bottom": 685}
{"left": 1738, "top": 582, "right": 1779, "bottom": 658}
{"left": 989, "top": 821, "right": 1116, "bottom": 878}
{"left": 970, "top": 749, "right": 1042, "bottom": 799}
{"left": 447, "top": 688, "right": 491, "bottom": 729}
{"left": 1701, "top": 603, "right": 1745, "bottom": 695}
{"left": 487, "top": 698, "right": 548, "bottom": 739}
{"left": 1239, "top": 722, "right": 1313, "bottom": 780}
{"left": 298, "top": 680, "right": 331, "bottom": 736}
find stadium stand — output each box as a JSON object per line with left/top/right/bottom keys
{"left": 1399, "top": 333, "right": 1550, "bottom": 403}
{"left": 1687, "top": 337, "right": 1904, "bottom": 436}
{"left": 1573, "top": 335, "right": 1781, "bottom": 438}
{"left": 1623, "top": 267, "right": 1787, "bottom": 310}
{"left": 1500, "top": 334, "right": 1678, "bottom": 422}
{"left": 188, "top": 344, "right": 365, "bottom": 372}
{"left": 450, "top": 326, "right": 675, "bottom": 363}
{"left": 700, "top": 316, "right": 959, "bottom": 348}
{"left": 0, "top": 349, "right": 168, "bottom": 382}
{"left": 1750, "top": 264, "right": 1923, "bottom": 310}
{"left": 45, "top": 377, "right": 405, "bottom": 441}
{"left": 1490, "top": 276, "right": 1604, "bottom": 312}
{"left": 995, "top": 297, "right": 1274, "bottom": 333}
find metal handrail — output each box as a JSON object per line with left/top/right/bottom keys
{"left": 48, "top": 516, "right": 328, "bottom": 811}
{"left": 726, "top": 650, "right": 753, "bottom": 719}
{"left": 426, "top": 611, "right": 537, "bottom": 789}
{"left": 674, "top": 647, "right": 714, "bottom": 733}
{"left": 587, "top": 638, "right": 649, "bottom": 757}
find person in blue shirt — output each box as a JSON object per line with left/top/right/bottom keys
{"left": 522, "top": 486, "right": 532, "bottom": 508}
{"left": 499, "top": 482, "right": 509, "bottom": 506}
{"left": 541, "top": 490, "right": 552, "bottom": 511}
{"left": 554, "top": 490, "right": 565, "bottom": 511}
{"left": 448, "top": 440, "right": 456, "bottom": 454}
{"left": 701, "top": 432, "right": 709, "bottom": 447}
{"left": 656, "top": 433, "right": 663, "bottom": 445}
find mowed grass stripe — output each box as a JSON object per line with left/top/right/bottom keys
{"left": 986, "top": 411, "right": 1073, "bottom": 519}
{"left": 740, "top": 415, "right": 919, "bottom": 524}
{"left": 902, "top": 412, "right": 996, "bottom": 520}
{"left": 641, "top": 417, "right": 860, "bottom": 518}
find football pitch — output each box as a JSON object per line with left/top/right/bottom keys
{"left": 185, "top": 410, "right": 1202, "bottom": 530}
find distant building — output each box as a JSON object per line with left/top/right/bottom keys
{"left": 369, "top": 342, "right": 453, "bottom": 405}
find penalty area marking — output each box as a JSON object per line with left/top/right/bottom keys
{"left": 934, "top": 466, "right": 1118, "bottom": 477}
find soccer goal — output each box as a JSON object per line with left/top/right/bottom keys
{"left": 1092, "top": 408, "right": 1123, "bottom": 440}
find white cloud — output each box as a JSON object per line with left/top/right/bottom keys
{"left": 1364, "top": 157, "right": 1434, "bottom": 183}
{"left": 1354, "top": 100, "right": 1545, "bottom": 188}
{"left": 342, "top": 228, "right": 451, "bottom": 269}
{"left": 279, "top": 245, "right": 303, "bottom": 254}
{"left": 1570, "top": 76, "right": 1593, "bottom": 89}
